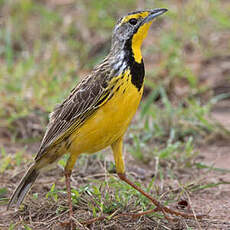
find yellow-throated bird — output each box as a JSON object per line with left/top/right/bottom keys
{"left": 8, "top": 8, "right": 200, "bottom": 221}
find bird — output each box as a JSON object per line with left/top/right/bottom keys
{"left": 8, "top": 8, "right": 201, "bottom": 224}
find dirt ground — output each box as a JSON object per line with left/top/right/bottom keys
{"left": 191, "top": 103, "right": 230, "bottom": 229}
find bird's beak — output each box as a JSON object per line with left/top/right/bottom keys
{"left": 142, "top": 8, "right": 168, "bottom": 24}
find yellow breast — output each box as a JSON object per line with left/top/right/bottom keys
{"left": 68, "top": 69, "right": 143, "bottom": 154}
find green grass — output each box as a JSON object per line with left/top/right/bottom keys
{"left": 43, "top": 175, "right": 167, "bottom": 218}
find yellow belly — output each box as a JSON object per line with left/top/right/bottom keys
{"left": 68, "top": 70, "right": 143, "bottom": 155}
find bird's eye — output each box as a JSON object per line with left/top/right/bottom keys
{"left": 129, "top": 18, "right": 138, "bottom": 25}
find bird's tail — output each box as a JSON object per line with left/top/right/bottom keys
{"left": 7, "top": 164, "right": 39, "bottom": 209}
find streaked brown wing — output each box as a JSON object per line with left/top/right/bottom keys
{"left": 35, "top": 63, "right": 113, "bottom": 161}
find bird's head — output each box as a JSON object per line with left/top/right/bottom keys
{"left": 111, "top": 8, "right": 168, "bottom": 63}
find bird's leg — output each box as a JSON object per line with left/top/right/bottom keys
{"left": 59, "top": 170, "right": 75, "bottom": 230}
{"left": 64, "top": 171, "right": 74, "bottom": 219}
{"left": 117, "top": 173, "right": 204, "bottom": 219}
{"left": 62, "top": 153, "right": 79, "bottom": 229}
{"left": 111, "top": 138, "right": 204, "bottom": 220}
{"left": 117, "top": 173, "right": 164, "bottom": 212}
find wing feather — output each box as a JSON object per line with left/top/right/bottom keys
{"left": 35, "top": 60, "right": 114, "bottom": 160}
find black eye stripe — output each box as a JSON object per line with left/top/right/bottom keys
{"left": 129, "top": 18, "right": 138, "bottom": 25}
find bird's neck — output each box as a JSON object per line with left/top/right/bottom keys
{"left": 109, "top": 39, "right": 145, "bottom": 91}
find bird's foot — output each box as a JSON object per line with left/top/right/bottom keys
{"left": 117, "top": 173, "right": 205, "bottom": 220}
{"left": 159, "top": 204, "right": 205, "bottom": 220}
{"left": 121, "top": 204, "right": 206, "bottom": 221}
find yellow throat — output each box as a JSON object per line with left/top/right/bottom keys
{"left": 132, "top": 21, "right": 152, "bottom": 63}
